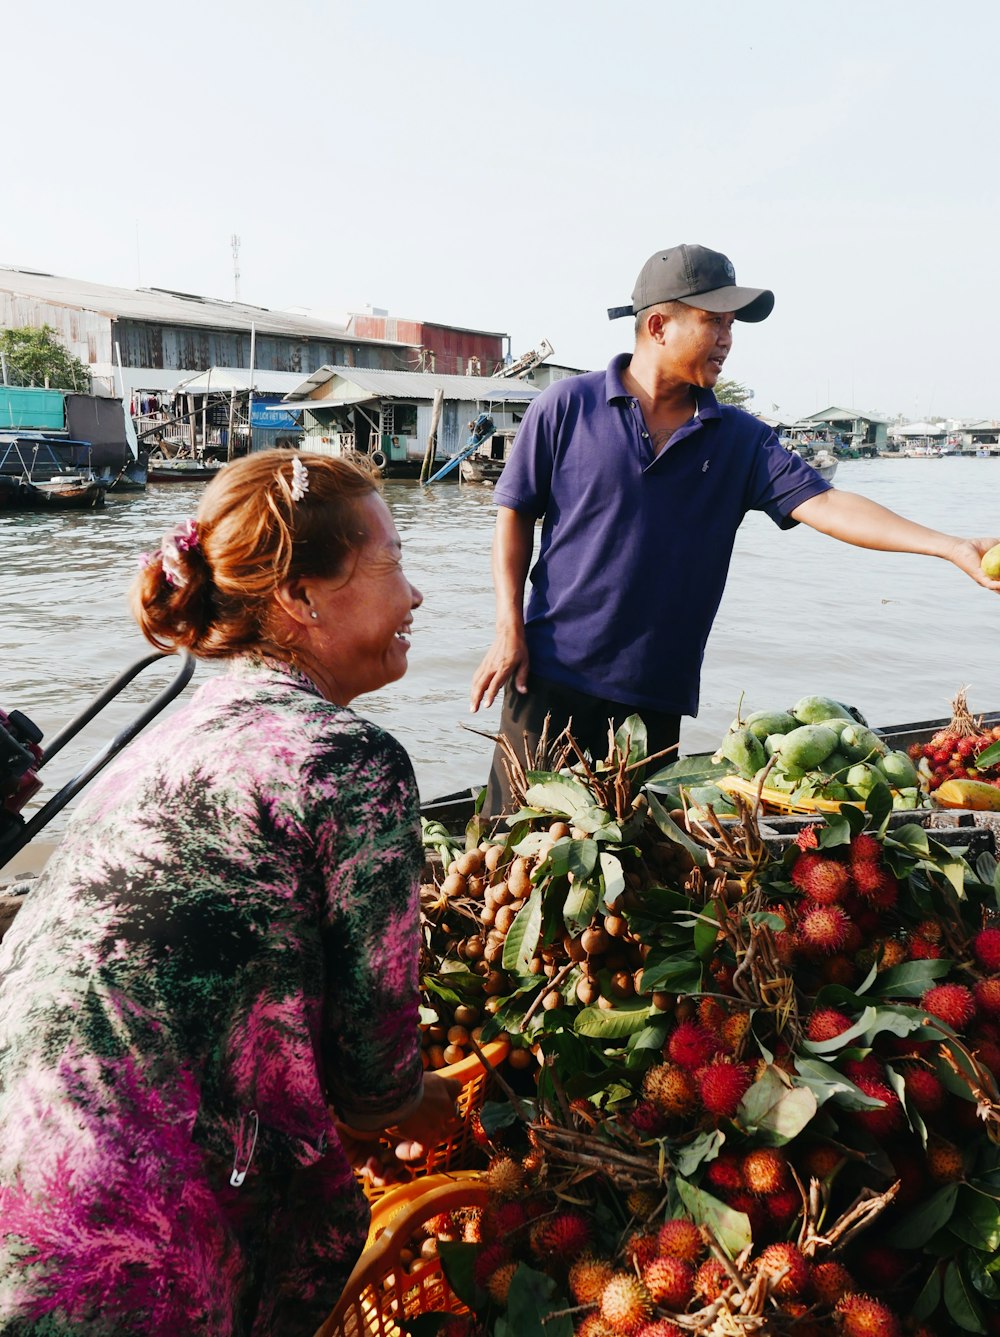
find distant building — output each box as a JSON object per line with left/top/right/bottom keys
{"left": 347, "top": 311, "right": 508, "bottom": 378}
{"left": 797, "top": 406, "right": 892, "bottom": 452}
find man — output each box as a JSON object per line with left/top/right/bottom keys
{"left": 470, "top": 244, "right": 1000, "bottom": 815}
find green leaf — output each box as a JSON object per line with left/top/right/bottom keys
{"left": 949, "top": 1188, "right": 1000, "bottom": 1253}
{"left": 523, "top": 774, "right": 594, "bottom": 816}
{"left": 886, "top": 822, "right": 931, "bottom": 858}
{"left": 479, "top": 1099, "right": 525, "bottom": 1137}
{"left": 693, "top": 902, "right": 721, "bottom": 960}
{"left": 575, "top": 999, "right": 652, "bottom": 1039}
{"left": 639, "top": 951, "right": 702, "bottom": 995}
{"left": 975, "top": 739, "right": 1000, "bottom": 769}
{"left": 865, "top": 783, "right": 893, "bottom": 827}
{"left": 675, "top": 1178, "right": 752, "bottom": 1256}
{"left": 628, "top": 1019, "right": 672, "bottom": 1052}
{"left": 794, "top": 1057, "right": 889, "bottom": 1110}
{"left": 505, "top": 1265, "right": 574, "bottom": 1337}
{"left": 600, "top": 852, "right": 625, "bottom": 908}
{"left": 569, "top": 805, "right": 616, "bottom": 835}
{"left": 644, "top": 752, "right": 732, "bottom": 791}
{"left": 912, "top": 1265, "right": 943, "bottom": 1321}
{"left": 503, "top": 886, "right": 543, "bottom": 974}
{"left": 437, "top": 1241, "right": 481, "bottom": 1308}
{"left": 675, "top": 1128, "right": 725, "bottom": 1178}
{"left": 614, "top": 714, "right": 648, "bottom": 766}
{"left": 886, "top": 1182, "right": 960, "bottom": 1248}
{"left": 645, "top": 790, "right": 708, "bottom": 867}
{"left": 736, "top": 1067, "right": 818, "bottom": 1144}
{"left": 943, "top": 1259, "right": 986, "bottom": 1333}
{"left": 563, "top": 878, "right": 600, "bottom": 935}
{"left": 512, "top": 830, "right": 554, "bottom": 859}
{"left": 871, "top": 958, "right": 954, "bottom": 997}
{"left": 966, "top": 1249, "right": 1000, "bottom": 1302}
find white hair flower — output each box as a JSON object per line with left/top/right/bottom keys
{"left": 290, "top": 456, "right": 310, "bottom": 503}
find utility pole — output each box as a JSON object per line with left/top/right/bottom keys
{"left": 231, "top": 234, "right": 241, "bottom": 302}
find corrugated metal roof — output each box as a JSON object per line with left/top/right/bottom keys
{"left": 171, "top": 368, "right": 308, "bottom": 395}
{"left": 282, "top": 365, "right": 539, "bottom": 405}
{"left": 0, "top": 268, "right": 410, "bottom": 345}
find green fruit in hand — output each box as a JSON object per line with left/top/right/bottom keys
{"left": 982, "top": 542, "right": 1000, "bottom": 579}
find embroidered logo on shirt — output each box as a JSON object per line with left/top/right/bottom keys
{"left": 702, "top": 459, "right": 711, "bottom": 472}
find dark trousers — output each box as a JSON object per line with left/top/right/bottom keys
{"left": 482, "top": 673, "right": 681, "bottom": 818}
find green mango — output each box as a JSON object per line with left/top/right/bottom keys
{"left": 839, "top": 723, "right": 888, "bottom": 764}
{"left": 823, "top": 751, "right": 853, "bottom": 777}
{"left": 846, "top": 762, "right": 881, "bottom": 797}
{"left": 818, "top": 781, "right": 851, "bottom": 802}
{"left": 764, "top": 732, "right": 789, "bottom": 757}
{"left": 790, "top": 695, "right": 857, "bottom": 725}
{"left": 743, "top": 710, "right": 798, "bottom": 742}
{"left": 878, "top": 750, "right": 919, "bottom": 789}
{"left": 777, "top": 724, "right": 841, "bottom": 773}
{"left": 720, "top": 727, "right": 766, "bottom": 780}
{"left": 892, "top": 788, "right": 921, "bottom": 810}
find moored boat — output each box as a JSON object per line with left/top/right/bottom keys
{"left": 146, "top": 453, "right": 225, "bottom": 483}
{"left": 0, "top": 435, "right": 107, "bottom": 510}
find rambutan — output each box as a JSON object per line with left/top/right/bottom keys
{"left": 850, "top": 1077, "right": 904, "bottom": 1136}
{"left": 765, "top": 1188, "right": 802, "bottom": 1227}
{"left": 697, "top": 997, "right": 727, "bottom": 1033}
{"left": 629, "top": 1101, "right": 668, "bottom": 1136}
{"left": 666, "top": 1020, "right": 720, "bottom": 1070}
{"left": 849, "top": 832, "right": 882, "bottom": 864}
{"left": 797, "top": 903, "right": 852, "bottom": 955}
{"left": 792, "top": 854, "right": 851, "bottom": 904}
{"left": 532, "top": 1209, "right": 593, "bottom": 1260}
{"left": 462, "top": 1207, "right": 485, "bottom": 1243}
{"left": 643, "top": 1063, "right": 698, "bottom": 1117}
{"left": 901, "top": 1065, "right": 946, "bottom": 1113}
{"left": 485, "top": 1200, "right": 529, "bottom": 1237}
{"left": 656, "top": 1218, "right": 703, "bottom": 1263}
{"left": 877, "top": 938, "right": 907, "bottom": 970}
{"left": 694, "top": 1258, "right": 729, "bottom": 1302}
{"left": 599, "top": 1273, "right": 654, "bottom": 1335}
{"left": 697, "top": 1058, "right": 752, "bottom": 1118}
{"left": 486, "top": 1261, "right": 519, "bottom": 1305}
{"left": 842, "top": 1055, "right": 884, "bottom": 1083}
{"left": 913, "top": 918, "right": 944, "bottom": 944}
{"left": 473, "top": 1242, "right": 511, "bottom": 1288}
{"left": 855, "top": 1245, "right": 910, "bottom": 1289}
{"left": 797, "top": 1141, "right": 842, "bottom": 1180}
{"left": 795, "top": 824, "right": 820, "bottom": 850}
{"left": 703, "top": 1151, "right": 744, "bottom": 1195}
{"left": 622, "top": 1233, "right": 659, "bottom": 1271}
{"left": 851, "top": 862, "right": 898, "bottom": 907}
{"left": 835, "top": 1293, "right": 902, "bottom": 1337}
{"left": 576, "top": 1316, "right": 615, "bottom": 1337}
{"left": 569, "top": 1256, "right": 616, "bottom": 1305}
{"left": 426, "top": 1211, "right": 459, "bottom": 1238}
{"left": 907, "top": 936, "right": 943, "bottom": 960}
{"left": 975, "top": 977, "right": 1000, "bottom": 1016}
{"left": 720, "top": 1011, "right": 751, "bottom": 1052}
{"left": 822, "top": 954, "right": 859, "bottom": 987}
{"left": 642, "top": 1256, "right": 695, "bottom": 1310}
{"left": 635, "top": 1324, "right": 684, "bottom": 1337}
{"left": 626, "top": 1189, "right": 659, "bottom": 1220}
{"left": 741, "top": 1147, "right": 791, "bottom": 1195}
{"left": 921, "top": 982, "right": 976, "bottom": 1031}
{"left": 806, "top": 1007, "right": 854, "bottom": 1043}
{"left": 485, "top": 1156, "right": 524, "bottom": 1198}
{"left": 974, "top": 926, "right": 1000, "bottom": 972}
{"left": 975, "top": 1036, "right": 1000, "bottom": 1073}
{"left": 810, "top": 1260, "right": 855, "bottom": 1306}
{"left": 926, "top": 1137, "right": 964, "bottom": 1182}
{"left": 755, "top": 1242, "right": 810, "bottom": 1298}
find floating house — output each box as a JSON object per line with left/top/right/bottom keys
{"left": 272, "top": 366, "right": 539, "bottom": 478}
{"left": 795, "top": 406, "right": 892, "bottom": 453}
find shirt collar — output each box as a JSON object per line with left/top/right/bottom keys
{"left": 605, "top": 353, "right": 721, "bottom": 421}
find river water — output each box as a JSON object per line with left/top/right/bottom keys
{"left": 2, "top": 458, "right": 999, "bottom": 846}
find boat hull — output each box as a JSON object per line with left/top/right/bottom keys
{"left": 0, "top": 477, "right": 106, "bottom": 510}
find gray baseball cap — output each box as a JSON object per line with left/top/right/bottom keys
{"left": 608, "top": 244, "right": 774, "bottom": 323}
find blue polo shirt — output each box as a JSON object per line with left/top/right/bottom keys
{"left": 493, "top": 353, "right": 831, "bottom": 716}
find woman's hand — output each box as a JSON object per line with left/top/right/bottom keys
{"left": 389, "top": 1071, "right": 463, "bottom": 1160}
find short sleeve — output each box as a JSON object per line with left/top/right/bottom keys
{"left": 310, "top": 724, "right": 424, "bottom": 1128}
{"left": 493, "top": 395, "right": 555, "bottom": 516}
{"left": 745, "top": 431, "right": 832, "bottom": 529}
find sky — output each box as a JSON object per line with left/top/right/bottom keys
{"left": 4, "top": 0, "right": 1000, "bottom": 421}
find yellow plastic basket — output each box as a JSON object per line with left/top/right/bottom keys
{"left": 356, "top": 1038, "right": 510, "bottom": 1203}
{"left": 717, "top": 774, "right": 864, "bottom": 815}
{"left": 317, "top": 1172, "right": 489, "bottom": 1337}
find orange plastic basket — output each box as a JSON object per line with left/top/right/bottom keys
{"left": 317, "top": 1172, "right": 489, "bottom": 1337}
{"left": 356, "top": 1038, "right": 510, "bottom": 1203}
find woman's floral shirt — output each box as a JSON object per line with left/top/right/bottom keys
{"left": 0, "top": 658, "right": 424, "bottom": 1335}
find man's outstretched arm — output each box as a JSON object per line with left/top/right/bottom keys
{"left": 791, "top": 489, "right": 1000, "bottom": 593}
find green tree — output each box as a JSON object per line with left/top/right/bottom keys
{"left": 714, "top": 377, "right": 754, "bottom": 408}
{"left": 0, "top": 324, "right": 91, "bottom": 392}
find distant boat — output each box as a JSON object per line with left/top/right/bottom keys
{"left": 146, "top": 453, "right": 225, "bottom": 483}
{"left": 0, "top": 435, "right": 106, "bottom": 510}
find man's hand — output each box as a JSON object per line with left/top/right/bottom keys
{"left": 944, "top": 537, "right": 1000, "bottom": 592}
{"left": 470, "top": 627, "right": 530, "bottom": 711}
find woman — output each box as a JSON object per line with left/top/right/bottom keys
{"left": 0, "top": 451, "right": 458, "bottom": 1335}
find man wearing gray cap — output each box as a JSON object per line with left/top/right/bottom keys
{"left": 471, "top": 244, "right": 1000, "bottom": 815}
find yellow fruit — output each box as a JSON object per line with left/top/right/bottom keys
{"left": 935, "top": 778, "right": 1000, "bottom": 810}
{"left": 981, "top": 542, "right": 1000, "bottom": 579}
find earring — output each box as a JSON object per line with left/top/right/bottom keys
{"left": 310, "top": 611, "right": 318, "bottom": 620}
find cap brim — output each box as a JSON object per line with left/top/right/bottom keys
{"left": 678, "top": 286, "right": 774, "bottom": 323}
